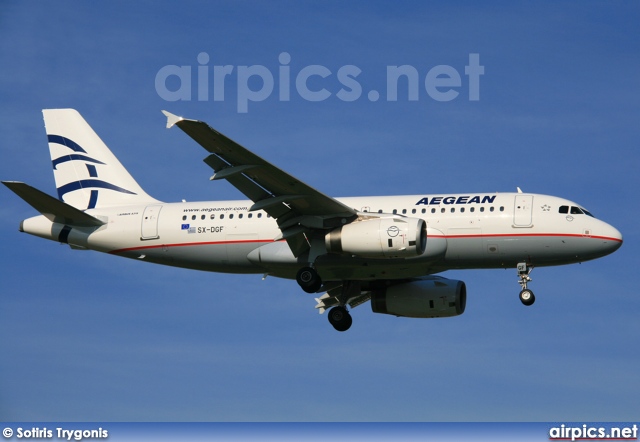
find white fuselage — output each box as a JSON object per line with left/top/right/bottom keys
{"left": 7, "top": 108, "right": 623, "bottom": 330}
{"left": 21, "top": 192, "right": 623, "bottom": 282}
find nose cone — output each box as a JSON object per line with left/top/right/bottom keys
{"left": 598, "top": 221, "right": 623, "bottom": 256}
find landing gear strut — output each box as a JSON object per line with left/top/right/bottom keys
{"left": 296, "top": 266, "right": 322, "bottom": 293}
{"left": 313, "top": 281, "right": 360, "bottom": 332}
{"left": 517, "top": 262, "right": 535, "bottom": 306}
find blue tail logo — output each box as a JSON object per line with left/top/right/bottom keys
{"left": 48, "top": 134, "right": 137, "bottom": 209}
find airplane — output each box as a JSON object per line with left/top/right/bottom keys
{"left": 3, "top": 109, "right": 623, "bottom": 331}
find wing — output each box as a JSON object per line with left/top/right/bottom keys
{"left": 162, "top": 111, "right": 357, "bottom": 257}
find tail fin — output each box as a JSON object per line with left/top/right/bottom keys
{"left": 43, "top": 109, "right": 159, "bottom": 209}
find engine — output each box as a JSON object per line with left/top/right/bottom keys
{"left": 325, "top": 216, "right": 426, "bottom": 259}
{"left": 371, "top": 278, "right": 466, "bottom": 318}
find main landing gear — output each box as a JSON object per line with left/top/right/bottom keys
{"left": 517, "top": 262, "right": 535, "bottom": 306}
{"left": 328, "top": 306, "right": 353, "bottom": 332}
{"left": 296, "top": 266, "right": 322, "bottom": 293}
{"left": 299, "top": 268, "right": 357, "bottom": 332}
{"left": 324, "top": 281, "right": 360, "bottom": 332}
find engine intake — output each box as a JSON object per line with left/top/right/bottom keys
{"left": 325, "top": 217, "right": 426, "bottom": 259}
{"left": 371, "top": 278, "right": 466, "bottom": 318}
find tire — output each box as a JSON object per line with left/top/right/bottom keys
{"left": 519, "top": 289, "right": 535, "bottom": 306}
{"left": 328, "top": 306, "right": 352, "bottom": 332}
{"left": 296, "top": 267, "right": 322, "bottom": 293}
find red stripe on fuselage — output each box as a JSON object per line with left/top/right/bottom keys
{"left": 109, "top": 239, "right": 274, "bottom": 254}
{"left": 108, "top": 233, "right": 621, "bottom": 255}
{"left": 436, "top": 233, "right": 622, "bottom": 242}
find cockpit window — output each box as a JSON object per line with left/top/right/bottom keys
{"left": 570, "top": 206, "right": 583, "bottom": 215}
{"left": 559, "top": 205, "right": 594, "bottom": 217}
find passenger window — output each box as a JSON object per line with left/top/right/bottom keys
{"left": 220, "top": 214, "right": 224, "bottom": 219}
{"left": 460, "top": 207, "right": 465, "bottom": 213}
{"left": 402, "top": 209, "right": 407, "bottom": 214}
{"left": 258, "top": 213, "right": 262, "bottom": 218}
{"left": 490, "top": 207, "right": 495, "bottom": 212}
{"left": 378, "top": 209, "right": 383, "bottom": 213}
{"left": 201, "top": 215, "right": 206, "bottom": 220}
{"left": 248, "top": 213, "right": 252, "bottom": 218}
{"left": 480, "top": 207, "right": 485, "bottom": 212}
{"left": 559, "top": 206, "right": 569, "bottom": 214}
{"left": 421, "top": 208, "right": 426, "bottom": 214}
{"left": 182, "top": 215, "right": 187, "bottom": 221}
{"left": 191, "top": 215, "right": 196, "bottom": 220}
{"left": 431, "top": 208, "right": 436, "bottom": 214}
{"left": 412, "top": 209, "right": 416, "bottom": 214}
{"left": 210, "top": 214, "right": 215, "bottom": 219}
{"left": 441, "top": 208, "right": 445, "bottom": 213}
{"left": 470, "top": 207, "right": 475, "bottom": 213}
{"left": 499, "top": 206, "right": 504, "bottom": 212}
{"left": 239, "top": 214, "right": 243, "bottom": 219}
{"left": 393, "top": 209, "right": 397, "bottom": 214}
{"left": 229, "top": 214, "right": 234, "bottom": 219}
{"left": 451, "top": 208, "right": 455, "bottom": 213}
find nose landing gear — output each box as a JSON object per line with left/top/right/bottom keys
{"left": 517, "top": 262, "right": 535, "bottom": 306}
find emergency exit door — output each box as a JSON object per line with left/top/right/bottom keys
{"left": 141, "top": 205, "right": 162, "bottom": 240}
{"left": 513, "top": 195, "right": 533, "bottom": 227}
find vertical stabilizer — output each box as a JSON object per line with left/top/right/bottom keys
{"left": 43, "top": 109, "right": 159, "bottom": 209}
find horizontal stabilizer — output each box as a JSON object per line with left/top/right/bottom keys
{"left": 2, "top": 181, "right": 105, "bottom": 227}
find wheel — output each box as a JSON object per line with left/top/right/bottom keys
{"left": 296, "top": 267, "right": 322, "bottom": 293}
{"left": 519, "top": 289, "right": 535, "bottom": 306}
{"left": 328, "top": 306, "right": 352, "bottom": 332}
{"left": 328, "top": 307, "right": 352, "bottom": 332}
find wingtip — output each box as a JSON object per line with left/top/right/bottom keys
{"left": 161, "top": 110, "right": 183, "bottom": 129}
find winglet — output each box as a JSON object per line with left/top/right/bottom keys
{"left": 162, "top": 110, "right": 183, "bottom": 129}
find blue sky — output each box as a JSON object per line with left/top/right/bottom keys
{"left": 0, "top": 1, "right": 638, "bottom": 421}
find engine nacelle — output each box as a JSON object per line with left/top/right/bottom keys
{"left": 371, "top": 278, "right": 466, "bottom": 318}
{"left": 325, "top": 217, "right": 426, "bottom": 259}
